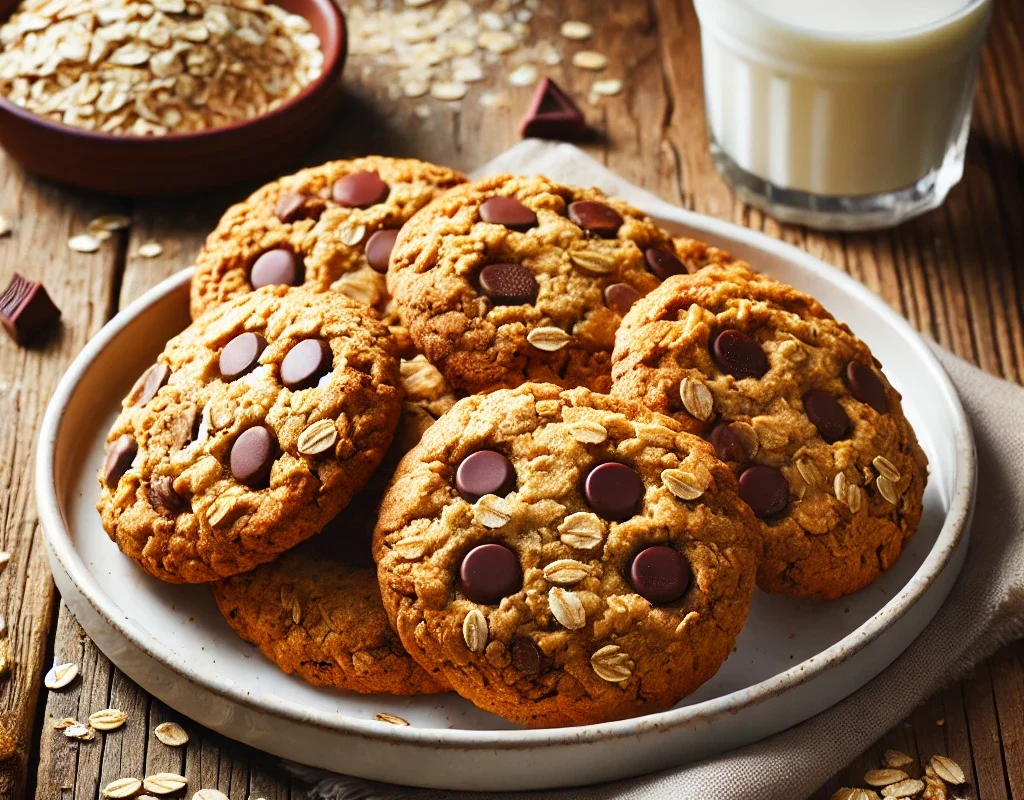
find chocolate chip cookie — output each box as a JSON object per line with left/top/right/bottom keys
{"left": 98, "top": 285, "right": 403, "bottom": 584}
{"left": 189, "top": 157, "right": 466, "bottom": 319}
{"left": 611, "top": 262, "right": 928, "bottom": 599}
{"left": 212, "top": 405, "right": 447, "bottom": 695}
{"left": 373, "top": 383, "right": 759, "bottom": 727}
{"left": 386, "top": 175, "right": 722, "bottom": 395}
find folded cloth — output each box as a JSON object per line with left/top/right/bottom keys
{"left": 290, "top": 142, "right": 1024, "bottom": 800}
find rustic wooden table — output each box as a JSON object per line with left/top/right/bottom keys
{"left": 2, "top": 1, "right": 1022, "bottom": 797}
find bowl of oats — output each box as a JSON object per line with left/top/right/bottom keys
{"left": 0, "top": 0, "right": 346, "bottom": 195}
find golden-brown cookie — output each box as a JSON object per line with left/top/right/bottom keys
{"left": 373, "top": 383, "right": 759, "bottom": 727}
{"left": 611, "top": 262, "right": 928, "bottom": 599}
{"left": 97, "top": 286, "right": 402, "bottom": 584}
{"left": 190, "top": 156, "right": 466, "bottom": 319}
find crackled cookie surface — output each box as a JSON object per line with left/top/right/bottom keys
{"left": 213, "top": 405, "right": 446, "bottom": 695}
{"left": 387, "top": 174, "right": 723, "bottom": 394}
{"left": 190, "top": 156, "right": 466, "bottom": 319}
{"left": 373, "top": 384, "right": 758, "bottom": 727}
{"left": 611, "top": 263, "right": 928, "bottom": 599}
{"left": 98, "top": 286, "right": 402, "bottom": 584}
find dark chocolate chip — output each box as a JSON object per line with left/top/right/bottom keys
{"left": 846, "top": 361, "right": 889, "bottom": 414}
{"left": 478, "top": 264, "right": 538, "bottom": 305}
{"left": 585, "top": 462, "right": 645, "bottom": 521}
{"left": 274, "top": 191, "right": 325, "bottom": 223}
{"left": 365, "top": 228, "right": 400, "bottom": 273}
{"left": 250, "top": 249, "right": 299, "bottom": 289}
{"left": 803, "top": 388, "right": 850, "bottom": 443}
{"left": 127, "top": 362, "right": 170, "bottom": 407}
{"left": 644, "top": 247, "right": 687, "bottom": 280}
{"left": 710, "top": 422, "right": 754, "bottom": 463}
{"left": 460, "top": 543, "right": 520, "bottom": 605}
{"left": 102, "top": 434, "right": 137, "bottom": 488}
{"left": 567, "top": 201, "right": 623, "bottom": 238}
{"left": 280, "top": 339, "right": 332, "bottom": 390}
{"left": 229, "top": 425, "right": 277, "bottom": 487}
{"left": 738, "top": 465, "right": 789, "bottom": 518}
{"left": 479, "top": 197, "right": 538, "bottom": 231}
{"left": 518, "top": 77, "right": 589, "bottom": 141}
{"left": 511, "top": 636, "right": 543, "bottom": 675}
{"left": 712, "top": 329, "right": 769, "bottom": 379}
{"left": 332, "top": 171, "right": 389, "bottom": 208}
{"left": 0, "top": 273, "right": 61, "bottom": 346}
{"left": 630, "top": 546, "right": 691, "bottom": 605}
{"left": 604, "top": 283, "right": 642, "bottom": 316}
{"left": 219, "top": 332, "right": 267, "bottom": 381}
{"left": 147, "top": 475, "right": 186, "bottom": 515}
{"left": 456, "top": 450, "right": 516, "bottom": 502}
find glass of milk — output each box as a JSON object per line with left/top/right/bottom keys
{"left": 693, "top": 0, "right": 993, "bottom": 230}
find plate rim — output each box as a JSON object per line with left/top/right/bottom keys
{"left": 36, "top": 208, "right": 976, "bottom": 749}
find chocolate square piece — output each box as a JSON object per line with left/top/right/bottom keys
{"left": 519, "top": 77, "right": 590, "bottom": 141}
{"left": 0, "top": 273, "right": 61, "bottom": 346}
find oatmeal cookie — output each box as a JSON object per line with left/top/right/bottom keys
{"left": 386, "top": 175, "right": 722, "bottom": 395}
{"left": 97, "top": 286, "right": 402, "bottom": 584}
{"left": 190, "top": 156, "right": 466, "bottom": 319}
{"left": 373, "top": 383, "right": 759, "bottom": 727}
{"left": 611, "top": 262, "right": 928, "bottom": 599}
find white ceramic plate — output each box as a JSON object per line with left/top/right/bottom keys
{"left": 37, "top": 199, "right": 975, "bottom": 791}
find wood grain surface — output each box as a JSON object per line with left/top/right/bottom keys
{"left": 0, "top": 0, "right": 1020, "bottom": 797}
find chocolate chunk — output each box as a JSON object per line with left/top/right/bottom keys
{"left": 456, "top": 450, "right": 517, "bottom": 502}
{"left": 738, "top": 465, "right": 789, "bottom": 518}
{"left": 644, "top": 247, "right": 687, "bottom": 280}
{"left": 510, "top": 636, "right": 543, "bottom": 675}
{"left": 126, "top": 362, "right": 170, "bottom": 407}
{"left": 519, "top": 77, "right": 589, "bottom": 141}
{"left": 803, "top": 388, "right": 850, "bottom": 443}
{"left": 478, "top": 264, "right": 538, "bottom": 305}
{"left": 365, "top": 228, "right": 400, "bottom": 273}
{"left": 219, "top": 332, "right": 267, "bottom": 381}
{"left": 147, "top": 475, "right": 186, "bottom": 515}
{"left": 585, "top": 462, "right": 645, "bottom": 521}
{"left": 274, "top": 191, "right": 326, "bottom": 223}
{"left": 479, "top": 197, "right": 538, "bottom": 231}
{"left": 280, "top": 339, "right": 332, "bottom": 390}
{"left": 604, "top": 283, "right": 642, "bottom": 315}
{"left": 332, "top": 171, "right": 389, "bottom": 208}
{"left": 0, "top": 273, "right": 61, "bottom": 346}
{"left": 630, "top": 546, "right": 691, "bottom": 605}
{"left": 846, "top": 361, "right": 889, "bottom": 414}
{"left": 229, "top": 425, "right": 277, "bottom": 487}
{"left": 712, "top": 329, "right": 769, "bottom": 379}
{"left": 102, "top": 434, "right": 137, "bottom": 488}
{"left": 459, "top": 543, "right": 520, "bottom": 605}
{"left": 568, "top": 201, "right": 623, "bottom": 238}
{"left": 710, "top": 422, "right": 755, "bottom": 463}
{"left": 250, "top": 249, "right": 299, "bottom": 289}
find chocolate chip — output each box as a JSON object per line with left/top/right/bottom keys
{"left": 332, "top": 171, "right": 389, "bottom": 208}
{"left": 712, "top": 329, "right": 769, "bottom": 379}
{"left": 456, "top": 450, "right": 516, "bottom": 502}
{"left": 479, "top": 197, "right": 538, "bottom": 231}
{"left": 710, "top": 422, "right": 752, "bottom": 462}
{"left": 102, "top": 434, "right": 137, "bottom": 488}
{"left": 568, "top": 201, "right": 623, "bottom": 238}
{"left": 147, "top": 475, "right": 185, "bottom": 515}
{"left": 629, "top": 546, "right": 691, "bottom": 605}
{"left": 229, "top": 425, "right": 277, "bottom": 487}
{"left": 518, "top": 77, "right": 589, "bottom": 141}
{"left": 127, "top": 362, "right": 170, "bottom": 407}
{"left": 280, "top": 339, "right": 332, "bottom": 390}
{"left": 510, "top": 636, "right": 543, "bottom": 675}
{"left": 0, "top": 273, "right": 61, "bottom": 346}
{"left": 250, "top": 249, "right": 299, "bottom": 289}
{"left": 585, "top": 462, "right": 645, "bottom": 521}
{"left": 803, "top": 388, "right": 850, "bottom": 443}
{"left": 460, "top": 543, "right": 520, "bottom": 604}
{"left": 738, "top": 465, "right": 789, "bottom": 518}
{"left": 219, "top": 332, "right": 267, "bottom": 381}
{"left": 365, "top": 228, "right": 400, "bottom": 273}
{"left": 478, "top": 264, "right": 538, "bottom": 305}
{"left": 274, "top": 191, "right": 325, "bottom": 223}
{"left": 846, "top": 361, "right": 889, "bottom": 414}
{"left": 604, "top": 283, "right": 642, "bottom": 315}
{"left": 644, "top": 247, "right": 687, "bottom": 280}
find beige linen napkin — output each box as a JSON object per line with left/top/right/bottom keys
{"left": 293, "top": 142, "right": 1024, "bottom": 800}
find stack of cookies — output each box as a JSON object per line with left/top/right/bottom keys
{"left": 97, "top": 157, "right": 927, "bottom": 728}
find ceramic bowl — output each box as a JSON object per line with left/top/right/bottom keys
{"left": 0, "top": 0, "right": 346, "bottom": 195}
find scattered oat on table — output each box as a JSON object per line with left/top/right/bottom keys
{"left": 883, "top": 750, "right": 915, "bottom": 769}
{"left": 572, "top": 50, "right": 608, "bottom": 70}
{"left": 102, "top": 777, "right": 143, "bottom": 799}
{"left": 429, "top": 80, "right": 467, "bottom": 101}
{"left": 88, "top": 708, "right": 128, "bottom": 731}
{"left": 52, "top": 717, "right": 78, "bottom": 729}
{"left": 192, "top": 790, "right": 229, "bottom": 800}
{"left": 143, "top": 773, "right": 188, "bottom": 794}
{"left": 64, "top": 723, "right": 96, "bottom": 741}
{"left": 138, "top": 241, "right": 163, "bottom": 258}
{"left": 508, "top": 64, "right": 537, "bottom": 87}
{"left": 560, "top": 20, "right": 593, "bottom": 40}
{"left": 373, "top": 712, "right": 410, "bottom": 726}
{"left": 154, "top": 721, "right": 189, "bottom": 746}
{"left": 44, "top": 661, "right": 79, "bottom": 689}
{"left": 68, "top": 234, "right": 101, "bottom": 253}
{"left": 928, "top": 755, "right": 966, "bottom": 785}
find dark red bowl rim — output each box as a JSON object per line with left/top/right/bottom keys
{"left": 0, "top": 0, "right": 346, "bottom": 145}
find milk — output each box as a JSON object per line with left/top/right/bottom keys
{"left": 694, "top": 0, "right": 993, "bottom": 229}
